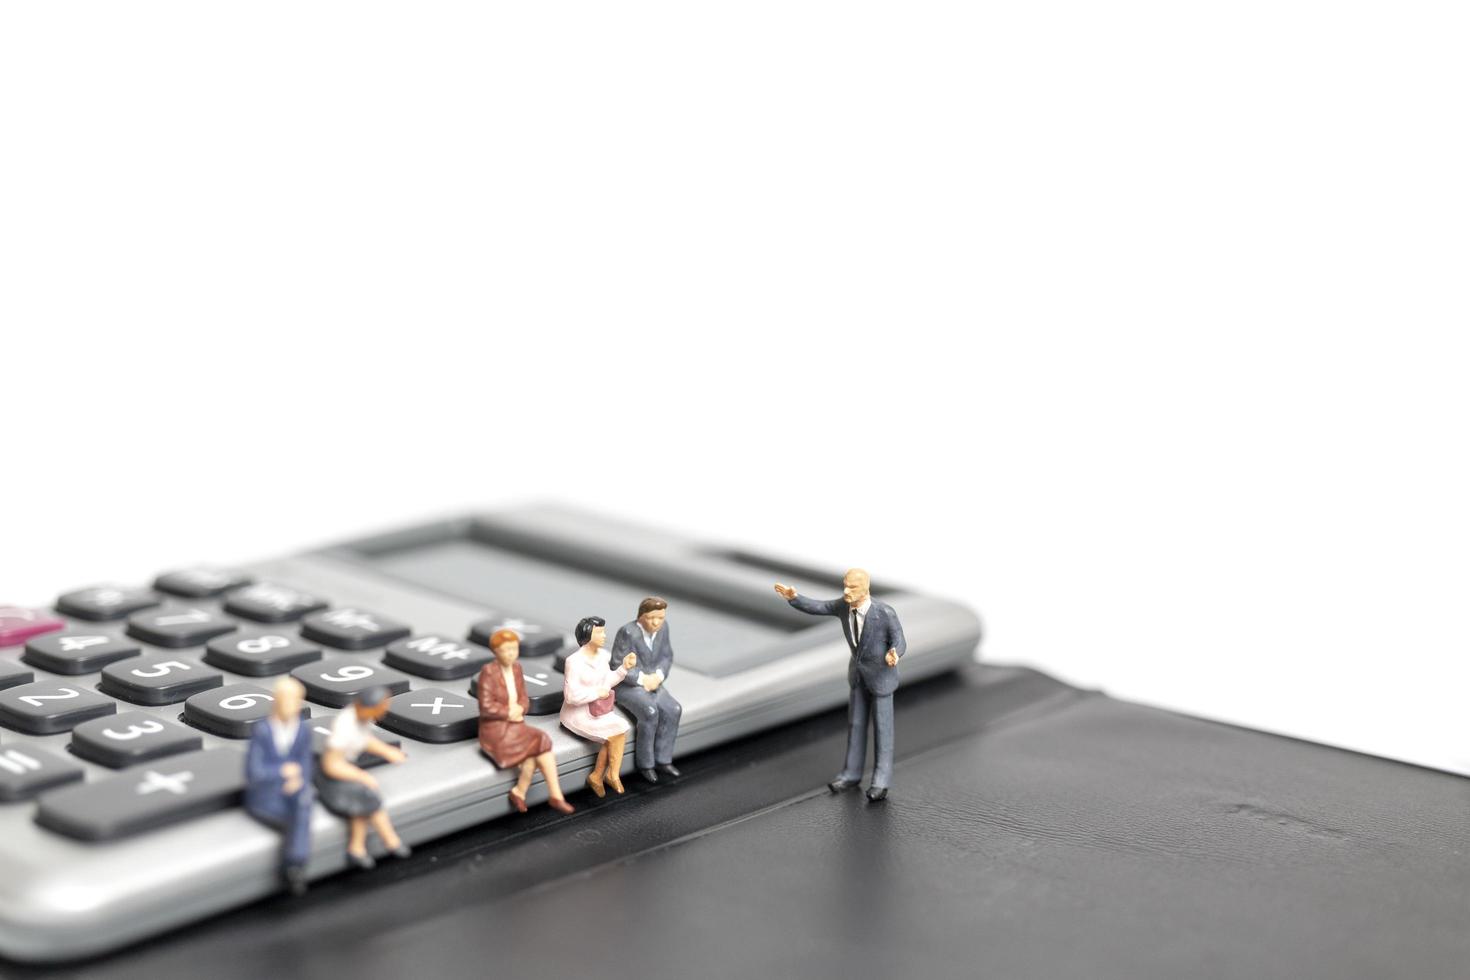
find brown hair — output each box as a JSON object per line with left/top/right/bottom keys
{"left": 637, "top": 597, "right": 668, "bottom": 617}
{"left": 489, "top": 628, "right": 520, "bottom": 651}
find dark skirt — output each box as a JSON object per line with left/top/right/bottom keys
{"left": 316, "top": 775, "right": 382, "bottom": 817}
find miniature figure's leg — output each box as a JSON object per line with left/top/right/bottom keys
{"left": 347, "top": 816, "right": 369, "bottom": 857}
{"left": 588, "top": 743, "right": 608, "bottom": 796}
{"left": 513, "top": 758, "right": 536, "bottom": 798}
{"left": 535, "top": 751, "right": 565, "bottom": 799}
{"left": 838, "top": 685, "right": 870, "bottom": 782}
{"left": 281, "top": 785, "right": 314, "bottom": 869}
{"left": 653, "top": 688, "right": 682, "bottom": 765}
{"left": 618, "top": 687, "right": 659, "bottom": 771}
{"left": 369, "top": 809, "right": 402, "bottom": 850}
{"left": 870, "top": 693, "right": 895, "bottom": 789}
{"left": 605, "top": 733, "right": 627, "bottom": 793}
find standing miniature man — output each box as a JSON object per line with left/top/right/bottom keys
{"left": 244, "top": 676, "right": 315, "bottom": 894}
{"left": 775, "top": 570, "right": 905, "bottom": 801}
{"left": 610, "top": 597, "right": 684, "bottom": 785}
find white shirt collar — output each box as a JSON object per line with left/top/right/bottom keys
{"left": 853, "top": 597, "right": 872, "bottom": 616}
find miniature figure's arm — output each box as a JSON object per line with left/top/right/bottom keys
{"left": 610, "top": 626, "right": 638, "bottom": 689}
{"left": 364, "top": 736, "right": 406, "bottom": 764}
{"left": 885, "top": 606, "right": 906, "bottom": 666}
{"left": 244, "top": 729, "right": 276, "bottom": 786}
{"left": 786, "top": 593, "right": 846, "bottom": 618}
{"left": 320, "top": 748, "right": 375, "bottom": 786}
{"left": 477, "top": 665, "right": 509, "bottom": 721}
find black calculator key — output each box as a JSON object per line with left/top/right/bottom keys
{"left": 468, "top": 656, "right": 563, "bottom": 715}
{"left": 224, "top": 583, "right": 328, "bottom": 624}
{"left": 126, "top": 606, "right": 237, "bottom": 649}
{"left": 379, "top": 688, "right": 478, "bottom": 743}
{"left": 468, "top": 618, "right": 566, "bottom": 659}
{"left": 184, "top": 683, "right": 308, "bottom": 738}
{"left": 300, "top": 608, "right": 411, "bottom": 651}
{"left": 0, "top": 659, "right": 35, "bottom": 691}
{"left": 100, "top": 654, "right": 224, "bottom": 705}
{"left": 309, "top": 715, "right": 402, "bottom": 768}
{"left": 153, "top": 567, "right": 253, "bottom": 599}
{"left": 23, "top": 631, "right": 141, "bottom": 675}
{"left": 0, "top": 681, "right": 116, "bottom": 734}
{"left": 0, "top": 745, "right": 85, "bottom": 801}
{"left": 384, "top": 634, "right": 492, "bottom": 680}
{"left": 291, "top": 657, "right": 412, "bottom": 709}
{"left": 204, "top": 630, "right": 322, "bottom": 676}
{"left": 55, "top": 586, "right": 160, "bottom": 622}
{"left": 70, "top": 711, "right": 203, "bottom": 768}
{"left": 35, "top": 748, "right": 245, "bottom": 841}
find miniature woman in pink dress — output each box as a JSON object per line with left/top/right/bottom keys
{"left": 560, "top": 616, "right": 639, "bottom": 797}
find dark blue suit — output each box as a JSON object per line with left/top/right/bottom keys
{"left": 244, "top": 719, "right": 315, "bottom": 870}
{"left": 788, "top": 595, "right": 906, "bottom": 787}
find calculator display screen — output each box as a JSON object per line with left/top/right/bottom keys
{"left": 368, "top": 539, "right": 797, "bottom": 670}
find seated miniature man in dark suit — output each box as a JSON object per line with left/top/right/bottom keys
{"left": 244, "top": 676, "right": 314, "bottom": 894}
{"left": 610, "top": 597, "right": 684, "bottom": 785}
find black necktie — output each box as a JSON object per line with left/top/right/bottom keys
{"left": 851, "top": 609, "right": 861, "bottom": 647}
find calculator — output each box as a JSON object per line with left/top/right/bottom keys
{"left": 0, "top": 504, "right": 982, "bottom": 962}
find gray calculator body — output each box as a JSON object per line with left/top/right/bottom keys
{"left": 0, "top": 505, "right": 982, "bottom": 962}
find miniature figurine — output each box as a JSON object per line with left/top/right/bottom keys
{"left": 318, "top": 686, "right": 412, "bottom": 868}
{"left": 243, "top": 676, "right": 314, "bottom": 894}
{"left": 478, "top": 628, "right": 575, "bottom": 814}
{"left": 559, "top": 616, "right": 639, "bottom": 797}
{"left": 609, "top": 597, "right": 683, "bottom": 784}
{"left": 775, "top": 569, "right": 905, "bottom": 801}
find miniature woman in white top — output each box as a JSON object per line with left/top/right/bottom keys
{"left": 559, "top": 616, "right": 639, "bottom": 796}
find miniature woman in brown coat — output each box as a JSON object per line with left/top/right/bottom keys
{"left": 477, "top": 628, "right": 574, "bottom": 814}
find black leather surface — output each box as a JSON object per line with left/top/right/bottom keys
{"left": 14, "top": 665, "right": 1468, "bottom": 979}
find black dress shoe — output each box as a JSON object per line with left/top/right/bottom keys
{"left": 656, "top": 763, "right": 682, "bottom": 779}
{"left": 866, "top": 786, "right": 889, "bottom": 802}
{"left": 828, "top": 778, "right": 860, "bottom": 793}
{"left": 346, "top": 851, "right": 376, "bottom": 871}
{"left": 640, "top": 768, "right": 659, "bottom": 784}
{"left": 390, "top": 843, "right": 412, "bottom": 859}
{"left": 283, "top": 866, "right": 308, "bottom": 896}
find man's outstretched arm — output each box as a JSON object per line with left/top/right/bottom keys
{"left": 774, "top": 583, "right": 844, "bottom": 617}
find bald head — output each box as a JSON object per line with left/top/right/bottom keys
{"left": 271, "top": 676, "right": 305, "bottom": 722}
{"left": 842, "top": 568, "right": 871, "bottom": 607}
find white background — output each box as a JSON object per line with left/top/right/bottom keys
{"left": 3, "top": 3, "right": 1467, "bottom": 774}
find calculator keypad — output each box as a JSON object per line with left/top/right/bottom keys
{"left": 300, "top": 608, "right": 411, "bottom": 650}
{"left": 55, "top": 586, "right": 159, "bottom": 622}
{"left": 380, "top": 688, "right": 478, "bottom": 743}
{"left": 126, "top": 607, "right": 238, "bottom": 649}
{"left": 152, "top": 567, "right": 252, "bottom": 599}
{"left": 35, "top": 748, "right": 246, "bottom": 841}
{"left": 0, "top": 681, "right": 117, "bottom": 734}
{"left": 0, "top": 606, "right": 67, "bottom": 647}
{"left": 468, "top": 656, "right": 563, "bottom": 715}
{"left": 0, "top": 745, "right": 85, "bottom": 801}
{"left": 224, "top": 583, "right": 328, "bottom": 624}
{"left": 204, "top": 630, "right": 323, "bottom": 676}
{"left": 70, "top": 711, "right": 203, "bottom": 768}
{"left": 100, "top": 654, "right": 224, "bottom": 705}
{"left": 384, "top": 634, "right": 492, "bottom": 680}
{"left": 23, "top": 631, "right": 141, "bottom": 675}
{"left": 292, "top": 657, "right": 412, "bottom": 709}
{"left": 183, "top": 684, "right": 307, "bottom": 738}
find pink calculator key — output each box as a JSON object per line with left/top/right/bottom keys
{"left": 0, "top": 607, "right": 66, "bottom": 647}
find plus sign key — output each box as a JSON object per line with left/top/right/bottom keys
{"left": 380, "top": 688, "right": 478, "bottom": 743}
{"left": 0, "top": 606, "right": 66, "bottom": 648}
{"left": 301, "top": 608, "right": 410, "bottom": 650}
{"left": 34, "top": 748, "right": 245, "bottom": 841}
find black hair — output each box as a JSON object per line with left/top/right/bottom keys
{"left": 574, "top": 616, "right": 606, "bottom": 647}
{"left": 354, "top": 686, "right": 392, "bottom": 708}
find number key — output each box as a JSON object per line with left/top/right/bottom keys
{"left": 100, "top": 654, "right": 223, "bottom": 705}
{"left": 70, "top": 711, "right": 203, "bottom": 768}
{"left": 127, "top": 606, "right": 237, "bottom": 649}
{"left": 54, "top": 586, "right": 159, "bottom": 622}
{"left": 291, "top": 657, "right": 411, "bottom": 709}
{"left": 183, "top": 683, "right": 308, "bottom": 738}
{"left": 0, "top": 681, "right": 116, "bottom": 734}
{"left": 204, "top": 630, "right": 322, "bottom": 676}
{"left": 23, "top": 631, "right": 141, "bottom": 675}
